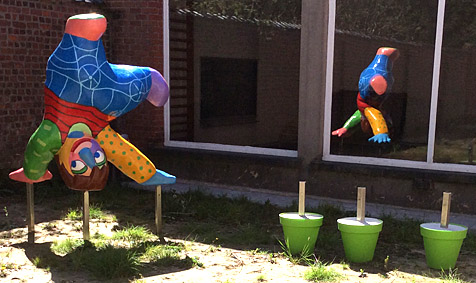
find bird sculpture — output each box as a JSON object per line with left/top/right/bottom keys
{"left": 9, "top": 13, "right": 175, "bottom": 191}
{"left": 332, "top": 47, "right": 399, "bottom": 143}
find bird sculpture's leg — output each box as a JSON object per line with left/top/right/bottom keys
{"left": 332, "top": 110, "right": 362, "bottom": 137}
{"left": 95, "top": 125, "right": 176, "bottom": 185}
{"left": 9, "top": 120, "right": 62, "bottom": 183}
{"left": 363, "top": 107, "right": 391, "bottom": 143}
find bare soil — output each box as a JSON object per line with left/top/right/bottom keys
{"left": 1, "top": 186, "right": 476, "bottom": 283}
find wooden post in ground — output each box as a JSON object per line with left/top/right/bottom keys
{"left": 26, "top": 183, "right": 35, "bottom": 244}
{"left": 155, "top": 185, "right": 163, "bottom": 236}
{"left": 83, "top": 191, "right": 90, "bottom": 241}
{"left": 298, "top": 181, "right": 306, "bottom": 216}
{"left": 356, "top": 187, "right": 366, "bottom": 222}
{"left": 440, "top": 192, "right": 452, "bottom": 228}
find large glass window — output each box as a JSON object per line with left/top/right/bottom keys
{"left": 329, "top": 0, "right": 437, "bottom": 161}
{"left": 325, "top": 0, "right": 476, "bottom": 173}
{"left": 434, "top": 0, "right": 476, "bottom": 165}
{"left": 165, "top": 0, "right": 301, "bottom": 155}
{"left": 200, "top": 57, "right": 258, "bottom": 128}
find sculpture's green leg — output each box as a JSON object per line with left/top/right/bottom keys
{"left": 23, "top": 120, "right": 62, "bottom": 180}
{"left": 342, "top": 110, "right": 362, "bottom": 130}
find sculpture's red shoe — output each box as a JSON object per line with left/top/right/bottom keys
{"left": 9, "top": 168, "right": 53, "bottom": 183}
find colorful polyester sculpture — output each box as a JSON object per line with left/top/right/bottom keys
{"left": 332, "top": 47, "right": 399, "bottom": 143}
{"left": 9, "top": 13, "right": 176, "bottom": 191}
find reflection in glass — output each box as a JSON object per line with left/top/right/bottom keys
{"left": 168, "top": 0, "right": 301, "bottom": 150}
{"left": 331, "top": 0, "right": 437, "bottom": 161}
{"left": 434, "top": 0, "right": 476, "bottom": 164}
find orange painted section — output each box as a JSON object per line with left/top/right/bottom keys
{"left": 370, "top": 75, "right": 387, "bottom": 95}
{"left": 377, "top": 47, "right": 400, "bottom": 62}
{"left": 65, "top": 16, "right": 107, "bottom": 41}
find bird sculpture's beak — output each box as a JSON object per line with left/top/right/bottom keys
{"left": 370, "top": 75, "right": 387, "bottom": 95}
{"left": 79, "top": 148, "right": 96, "bottom": 168}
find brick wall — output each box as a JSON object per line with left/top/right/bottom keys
{"left": 0, "top": 0, "right": 164, "bottom": 170}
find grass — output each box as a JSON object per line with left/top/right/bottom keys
{"left": 178, "top": 221, "right": 273, "bottom": 246}
{"left": 64, "top": 204, "right": 105, "bottom": 221}
{"left": 141, "top": 244, "right": 182, "bottom": 265}
{"left": 64, "top": 208, "right": 82, "bottom": 221}
{"left": 51, "top": 238, "right": 84, "bottom": 255}
{"left": 256, "top": 274, "right": 266, "bottom": 282}
{"left": 462, "top": 232, "right": 476, "bottom": 253}
{"left": 43, "top": 222, "right": 57, "bottom": 231}
{"left": 32, "top": 256, "right": 50, "bottom": 271}
{"left": 67, "top": 241, "right": 185, "bottom": 279}
{"left": 439, "top": 268, "right": 470, "bottom": 283}
{"left": 5, "top": 182, "right": 476, "bottom": 281}
{"left": 278, "top": 238, "right": 314, "bottom": 265}
{"left": 164, "top": 190, "right": 285, "bottom": 247}
{"left": 188, "top": 256, "right": 204, "bottom": 268}
{"left": 0, "top": 262, "right": 18, "bottom": 277}
{"left": 46, "top": 226, "right": 188, "bottom": 279}
{"left": 164, "top": 191, "right": 280, "bottom": 228}
{"left": 303, "top": 261, "right": 345, "bottom": 282}
{"left": 112, "top": 225, "right": 155, "bottom": 246}
{"left": 379, "top": 214, "right": 422, "bottom": 245}
{"left": 74, "top": 245, "right": 141, "bottom": 279}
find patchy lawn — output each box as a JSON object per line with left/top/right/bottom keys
{"left": 1, "top": 180, "right": 476, "bottom": 283}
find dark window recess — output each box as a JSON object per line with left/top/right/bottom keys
{"left": 200, "top": 57, "right": 257, "bottom": 127}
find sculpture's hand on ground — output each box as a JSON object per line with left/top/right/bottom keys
{"left": 368, "top": 133, "right": 391, "bottom": 143}
{"left": 332, "top": 128, "right": 348, "bottom": 137}
{"left": 9, "top": 168, "right": 53, "bottom": 183}
{"left": 140, "top": 169, "right": 176, "bottom": 185}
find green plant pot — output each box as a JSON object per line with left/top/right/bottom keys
{"left": 337, "top": 217, "right": 383, "bottom": 263}
{"left": 420, "top": 222, "right": 468, "bottom": 270}
{"left": 279, "top": 212, "right": 324, "bottom": 255}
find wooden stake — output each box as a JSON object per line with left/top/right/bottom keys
{"left": 356, "top": 187, "right": 366, "bottom": 222}
{"left": 26, "top": 183, "right": 35, "bottom": 244}
{"left": 83, "top": 191, "right": 90, "bottom": 241}
{"left": 440, "top": 192, "right": 451, "bottom": 228}
{"left": 155, "top": 185, "right": 162, "bottom": 236}
{"left": 298, "top": 181, "right": 306, "bottom": 216}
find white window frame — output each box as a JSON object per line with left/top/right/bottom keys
{"left": 323, "top": 0, "right": 476, "bottom": 174}
{"left": 162, "top": 0, "right": 298, "bottom": 158}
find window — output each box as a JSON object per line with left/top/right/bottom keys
{"left": 200, "top": 57, "right": 257, "bottom": 127}
{"left": 434, "top": 0, "right": 476, "bottom": 166}
{"left": 164, "top": 0, "right": 301, "bottom": 156}
{"left": 324, "top": 0, "right": 476, "bottom": 173}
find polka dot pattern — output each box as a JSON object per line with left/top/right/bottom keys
{"left": 96, "top": 125, "right": 156, "bottom": 183}
{"left": 364, "top": 107, "right": 388, "bottom": 135}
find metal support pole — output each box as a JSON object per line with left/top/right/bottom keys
{"left": 83, "top": 191, "right": 90, "bottom": 241}
{"left": 26, "top": 183, "right": 35, "bottom": 244}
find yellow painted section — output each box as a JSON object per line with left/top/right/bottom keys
{"left": 363, "top": 107, "right": 388, "bottom": 135}
{"left": 96, "top": 125, "right": 156, "bottom": 183}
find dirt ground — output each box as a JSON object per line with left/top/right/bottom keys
{"left": 1, "top": 188, "right": 476, "bottom": 283}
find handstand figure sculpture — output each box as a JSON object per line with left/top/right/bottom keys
{"left": 332, "top": 47, "right": 399, "bottom": 143}
{"left": 10, "top": 14, "right": 175, "bottom": 190}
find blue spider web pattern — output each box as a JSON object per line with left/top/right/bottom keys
{"left": 45, "top": 34, "right": 152, "bottom": 117}
{"left": 358, "top": 55, "right": 394, "bottom": 100}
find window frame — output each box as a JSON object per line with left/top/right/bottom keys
{"left": 322, "top": 0, "right": 476, "bottom": 174}
{"left": 162, "top": 0, "right": 298, "bottom": 158}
